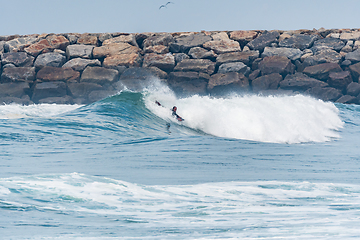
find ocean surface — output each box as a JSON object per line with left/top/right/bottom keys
{"left": 1, "top": 81, "right": 360, "bottom": 239}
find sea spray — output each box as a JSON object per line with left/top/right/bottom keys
{"left": 144, "top": 84, "right": 344, "bottom": 143}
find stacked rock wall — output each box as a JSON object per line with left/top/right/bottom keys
{"left": 2, "top": 29, "right": 360, "bottom": 105}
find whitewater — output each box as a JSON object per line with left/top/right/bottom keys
{"left": 1, "top": 82, "right": 360, "bottom": 239}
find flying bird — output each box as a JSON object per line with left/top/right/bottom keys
{"left": 159, "top": 2, "right": 174, "bottom": 9}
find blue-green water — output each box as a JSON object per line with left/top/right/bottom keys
{"left": 1, "top": 84, "right": 360, "bottom": 239}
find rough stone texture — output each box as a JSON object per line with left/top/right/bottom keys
{"left": 305, "top": 87, "right": 342, "bottom": 102}
{"left": 66, "top": 44, "right": 94, "bottom": 59}
{"left": 340, "top": 31, "right": 360, "bottom": 41}
{"left": 62, "top": 58, "right": 101, "bottom": 71}
{"left": 312, "top": 38, "right": 346, "bottom": 51}
{"left": 1, "top": 52, "right": 34, "bottom": 67}
{"left": 216, "top": 51, "right": 259, "bottom": 65}
{"left": 346, "top": 82, "right": 360, "bottom": 96}
{"left": 103, "top": 34, "right": 138, "bottom": 47}
{"left": 144, "top": 45, "right": 169, "bottom": 54}
{"left": 93, "top": 42, "right": 140, "bottom": 58}
{"left": 142, "top": 53, "right": 175, "bottom": 72}
{"left": 46, "top": 35, "right": 70, "bottom": 50}
{"left": 174, "top": 59, "right": 215, "bottom": 74}
{"left": 38, "top": 96, "right": 74, "bottom": 104}
{"left": 1, "top": 67, "right": 35, "bottom": 82}
{"left": 188, "top": 47, "right": 216, "bottom": 59}
{"left": 0, "top": 82, "right": 30, "bottom": 98}
{"left": 88, "top": 90, "right": 116, "bottom": 102}
{"left": 80, "top": 66, "right": 119, "bottom": 85}
{"left": 170, "top": 33, "right": 212, "bottom": 53}
{"left": 345, "top": 49, "right": 360, "bottom": 63}
{"left": 68, "top": 82, "right": 103, "bottom": 99}
{"left": 280, "top": 72, "right": 328, "bottom": 91}
{"left": 247, "top": 31, "right": 280, "bottom": 51}
{"left": 328, "top": 71, "right": 352, "bottom": 91}
{"left": 36, "top": 66, "right": 80, "bottom": 82}
{"left": 279, "top": 34, "right": 318, "bottom": 50}
{"left": 303, "top": 48, "right": 342, "bottom": 66}
{"left": 335, "top": 95, "right": 358, "bottom": 104}
{"left": 0, "top": 96, "right": 33, "bottom": 105}
{"left": 258, "top": 56, "right": 295, "bottom": 76}
{"left": 77, "top": 34, "right": 98, "bottom": 45}
{"left": 211, "top": 32, "right": 229, "bottom": 41}
{"left": 102, "top": 53, "right": 142, "bottom": 68}
{"left": 24, "top": 39, "right": 54, "bottom": 57}
{"left": 143, "top": 33, "right": 174, "bottom": 48}
{"left": 168, "top": 71, "right": 210, "bottom": 95}
{"left": 303, "top": 63, "right": 343, "bottom": 81}
{"left": 218, "top": 62, "right": 250, "bottom": 75}
{"left": 261, "top": 47, "right": 303, "bottom": 61}
{"left": 252, "top": 73, "right": 283, "bottom": 92}
{"left": 0, "top": 41, "right": 5, "bottom": 54}
{"left": 348, "top": 62, "right": 360, "bottom": 81}
{"left": 174, "top": 53, "right": 190, "bottom": 64}
{"left": 203, "top": 40, "right": 241, "bottom": 54}
{"left": 4, "top": 37, "right": 38, "bottom": 52}
{"left": 230, "top": 30, "right": 258, "bottom": 42}
{"left": 208, "top": 72, "right": 249, "bottom": 93}
{"left": 99, "top": 33, "right": 112, "bottom": 43}
{"left": 31, "top": 81, "right": 67, "bottom": 102}
{"left": 34, "top": 52, "right": 66, "bottom": 69}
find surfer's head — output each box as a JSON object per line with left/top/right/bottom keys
{"left": 172, "top": 106, "right": 177, "bottom": 112}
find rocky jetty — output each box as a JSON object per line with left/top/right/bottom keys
{"left": 2, "top": 28, "right": 360, "bottom": 105}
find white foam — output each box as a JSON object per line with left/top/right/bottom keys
{"left": 145, "top": 85, "right": 344, "bottom": 143}
{"left": 0, "top": 103, "right": 82, "bottom": 119}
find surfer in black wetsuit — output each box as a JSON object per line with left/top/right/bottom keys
{"left": 172, "top": 106, "right": 184, "bottom": 121}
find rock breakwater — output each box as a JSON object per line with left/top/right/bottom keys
{"left": 2, "top": 28, "right": 360, "bottom": 105}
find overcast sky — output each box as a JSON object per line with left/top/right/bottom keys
{"left": 1, "top": 0, "right": 360, "bottom": 36}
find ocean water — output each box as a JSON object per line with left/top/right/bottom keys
{"left": 1, "top": 81, "right": 360, "bottom": 239}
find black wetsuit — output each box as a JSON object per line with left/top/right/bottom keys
{"left": 172, "top": 110, "right": 183, "bottom": 121}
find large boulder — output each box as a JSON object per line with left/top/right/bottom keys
{"left": 335, "top": 95, "right": 358, "bottom": 104}
{"left": 0, "top": 41, "right": 5, "bottom": 54}
{"left": 340, "top": 31, "right": 360, "bottom": 41}
{"left": 103, "top": 34, "right": 138, "bottom": 47}
{"left": 217, "top": 62, "right": 250, "bottom": 75}
{"left": 168, "top": 71, "right": 210, "bottom": 95}
{"left": 174, "top": 59, "right": 215, "bottom": 74}
{"left": 279, "top": 72, "right": 328, "bottom": 91}
{"left": 66, "top": 44, "right": 94, "bottom": 59}
{"left": 216, "top": 51, "right": 259, "bottom": 65}
{"left": 305, "top": 87, "right": 342, "bottom": 102}
{"left": 62, "top": 58, "right": 101, "bottom": 71}
{"left": 144, "top": 45, "right": 169, "bottom": 54}
{"left": 0, "top": 82, "right": 30, "bottom": 98}
{"left": 24, "top": 39, "right": 54, "bottom": 57}
{"left": 31, "top": 81, "right": 67, "bottom": 102}
{"left": 46, "top": 35, "right": 70, "bottom": 50}
{"left": 346, "top": 82, "right": 360, "bottom": 96}
{"left": 68, "top": 82, "right": 103, "bottom": 99}
{"left": 4, "top": 36, "right": 38, "bottom": 52}
{"left": 312, "top": 38, "right": 346, "bottom": 51}
{"left": 349, "top": 62, "right": 360, "bottom": 81}
{"left": 188, "top": 47, "right": 216, "bottom": 59}
{"left": 36, "top": 66, "right": 80, "bottom": 82}
{"left": 252, "top": 73, "right": 282, "bottom": 92}
{"left": 169, "top": 33, "right": 212, "bottom": 53}
{"left": 118, "top": 67, "right": 159, "bottom": 90}
{"left": 142, "top": 53, "right": 175, "bottom": 72}
{"left": 77, "top": 33, "right": 98, "bottom": 46}
{"left": 229, "top": 30, "right": 258, "bottom": 45}
{"left": 93, "top": 42, "right": 140, "bottom": 58}
{"left": 102, "top": 53, "right": 142, "bottom": 68}
{"left": 247, "top": 31, "right": 280, "bottom": 51}
{"left": 203, "top": 40, "right": 241, "bottom": 54}
{"left": 258, "top": 56, "right": 295, "bottom": 76}
{"left": 80, "top": 66, "right": 119, "bottom": 85}
{"left": 302, "top": 63, "right": 342, "bottom": 81}
{"left": 38, "top": 96, "right": 74, "bottom": 104}
{"left": 142, "top": 33, "right": 174, "bottom": 48}
{"left": 302, "top": 48, "right": 342, "bottom": 66}
{"left": 208, "top": 72, "right": 249, "bottom": 94}
{"left": 1, "top": 67, "right": 35, "bottom": 82}
{"left": 261, "top": 47, "right": 303, "bottom": 61}
{"left": 328, "top": 71, "right": 352, "bottom": 91}
{"left": 279, "top": 34, "right": 318, "bottom": 50}
{"left": 34, "top": 52, "right": 66, "bottom": 70}
{"left": 345, "top": 49, "right": 360, "bottom": 63}
{"left": 1, "top": 52, "right": 34, "bottom": 67}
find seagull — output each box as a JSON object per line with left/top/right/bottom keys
{"left": 159, "top": 1, "right": 174, "bottom": 9}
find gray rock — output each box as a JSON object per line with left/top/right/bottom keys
{"left": 0, "top": 82, "right": 30, "bottom": 98}
{"left": 38, "top": 96, "right": 74, "bottom": 104}
{"left": 346, "top": 82, "right": 360, "bottom": 96}
{"left": 328, "top": 71, "right": 352, "bottom": 91}
{"left": 218, "top": 62, "right": 250, "bottom": 75}
{"left": 81, "top": 66, "right": 119, "bottom": 85}
{"left": 31, "top": 81, "right": 67, "bottom": 102}
{"left": 34, "top": 52, "right": 66, "bottom": 70}
{"left": 303, "top": 63, "right": 342, "bottom": 81}
{"left": 66, "top": 44, "right": 94, "bottom": 59}
{"left": 208, "top": 72, "right": 249, "bottom": 94}
{"left": 247, "top": 31, "right": 280, "bottom": 51}
{"left": 252, "top": 73, "right": 282, "bottom": 92}
{"left": 1, "top": 52, "right": 34, "bottom": 67}
{"left": 62, "top": 58, "right": 101, "bottom": 71}
{"left": 174, "top": 53, "right": 190, "bottom": 64}
{"left": 305, "top": 87, "right": 342, "bottom": 102}
{"left": 169, "top": 33, "right": 212, "bottom": 53}
{"left": 36, "top": 66, "right": 80, "bottom": 82}
{"left": 312, "top": 38, "right": 346, "bottom": 51}
{"left": 188, "top": 47, "right": 216, "bottom": 59}
{"left": 345, "top": 49, "right": 360, "bottom": 63}
{"left": 258, "top": 56, "right": 295, "bottom": 76}
{"left": 142, "top": 53, "right": 175, "bottom": 72}
{"left": 348, "top": 62, "right": 360, "bottom": 81}
{"left": 174, "top": 59, "right": 215, "bottom": 74}
{"left": 143, "top": 33, "right": 175, "bottom": 48}
{"left": 118, "top": 67, "right": 159, "bottom": 91}
{"left": 68, "top": 82, "right": 103, "bottom": 99}
{"left": 88, "top": 90, "right": 116, "bottom": 102}
{"left": 0, "top": 96, "right": 33, "bottom": 105}
{"left": 168, "top": 71, "right": 210, "bottom": 95}
{"left": 335, "top": 95, "right": 358, "bottom": 104}
{"left": 0, "top": 41, "right": 4, "bottom": 54}
{"left": 1, "top": 67, "right": 35, "bottom": 82}
{"left": 280, "top": 72, "right": 328, "bottom": 91}
{"left": 99, "top": 33, "right": 112, "bottom": 43}
{"left": 216, "top": 51, "right": 259, "bottom": 65}
{"left": 279, "top": 34, "right": 319, "bottom": 50}
{"left": 303, "top": 48, "right": 342, "bottom": 66}
{"left": 261, "top": 47, "right": 303, "bottom": 61}
{"left": 4, "top": 36, "right": 38, "bottom": 52}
